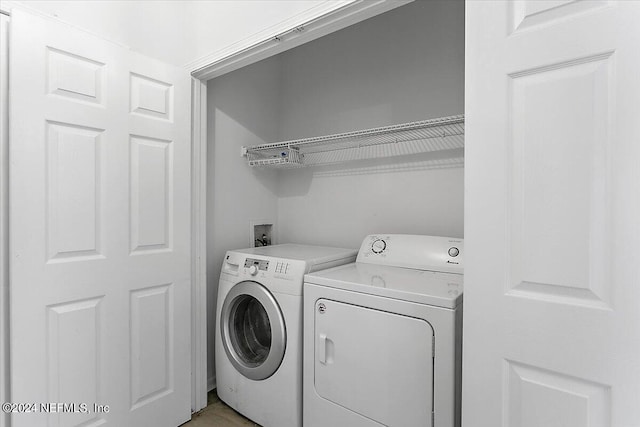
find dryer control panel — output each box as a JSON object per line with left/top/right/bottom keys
{"left": 356, "top": 234, "right": 464, "bottom": 274}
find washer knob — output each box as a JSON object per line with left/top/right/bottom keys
{"left": 248, "top": 265, "right": 258, "bottom": 275}
{"left": 448, "top": 247, "right": 460, "bottom": 257}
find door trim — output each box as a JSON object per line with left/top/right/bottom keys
{"left": 189, "top": 0, "right": 412, "bottom": 80}
{"left": 0, "top": 13, "right": 9, "bottom": 427}
{"left": 190, "top": 77, "right": 208, "bottom": 412}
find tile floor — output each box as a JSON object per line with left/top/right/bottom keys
{"left": 182, "top": 391, "right": 260, "bottom": 427}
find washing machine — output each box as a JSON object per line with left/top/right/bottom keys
{"left": 303, "top": 234, "right": 464, "bottom": 427}
{"left": 215, "top": 244, "right": 357, "bottom": 427}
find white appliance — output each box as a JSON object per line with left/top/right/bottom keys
{"left": 215, "top": 244, "right": 357, "bottom": 427}
{"left": 303, "top": 234, "right": 464, "bottom": 427}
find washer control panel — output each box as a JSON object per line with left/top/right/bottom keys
{"left": 232, "top": 256, "right": 294, "bottom": 279}
{"left": 244, "top": 258, "right": 269, "bottom": 271}
{"left": 274, "top": 261, "right": 291, "bottom": 274}
{"left": 357, "top": 234, "right": 464, "bottom": 274}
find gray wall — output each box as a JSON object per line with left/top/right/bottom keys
{"left": 206, "top": 56, "right": 281, "bottom": 387}
{"left": 206, "top": 0, "right": 464, "bottom": 387}
{"left": 277, "top": 0, "right": 465, "bottom": 247}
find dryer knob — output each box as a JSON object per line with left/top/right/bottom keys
{"left": 371, "top": 239, "right": 387, "bottom": 254}
{"left": 248, "top": 265, "right": 258, "bottom": 276}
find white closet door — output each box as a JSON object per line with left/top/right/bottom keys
{"left": 464, "top": 2, "right": 640, "bottom": 427}
{"left": 9, "top": 9, "right": 191, "bottom": 427}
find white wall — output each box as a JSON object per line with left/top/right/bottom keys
{"left": 7, "top": 0, "right": 346, "bottom": 68}
{"left": 276, "top": 164, "right": 464, "bottom": 248}
{"left": 276, "top": 0, "right": 465, "bottom": 248}
{"left": 206, "top": 56, "right": 281, "bottom": 388}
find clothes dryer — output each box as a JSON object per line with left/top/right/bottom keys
{"left": 303, "top": 235, "right": 463, "bottom": 427}
{"left": 215, "top": 244, "right": 356, "bottom": 427}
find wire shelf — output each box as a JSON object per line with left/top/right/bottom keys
{"left": 243, "top": 114, "right": 464, "bottom": 168}
{"left": 247, "top": 147, "right": 304, "bottom": 168}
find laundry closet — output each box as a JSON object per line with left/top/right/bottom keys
{"left": 2, "top": 0, "right": 638, "bottom": 425}
{"left": 205, "top": 0, "right": 464, "bottom": 389}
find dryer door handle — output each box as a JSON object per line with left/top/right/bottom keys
{"left": 318, "top": 333, "right": 335, "bottom": 365}
{"left": 318, "top": 333, "right": 327, "bottom": 364}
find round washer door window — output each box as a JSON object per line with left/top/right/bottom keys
{"left": 220, "top": 281, "right": 286, "bottom": 380}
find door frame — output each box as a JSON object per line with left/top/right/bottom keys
{"left": 0, "top": 0, "right": 412, "bottom": 421}
{"left": 0, "top": 10, "right": 10, "bottom": 427}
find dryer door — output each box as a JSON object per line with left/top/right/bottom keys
{"left": 314, "top": 299, "right": 434, "bottom": 426}
{"left": 220, "top": 281, "right": 286, "bottom": 380}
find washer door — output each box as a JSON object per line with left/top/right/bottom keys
{"left": 220, "top": 281, "right": 286, "bottom": 380}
